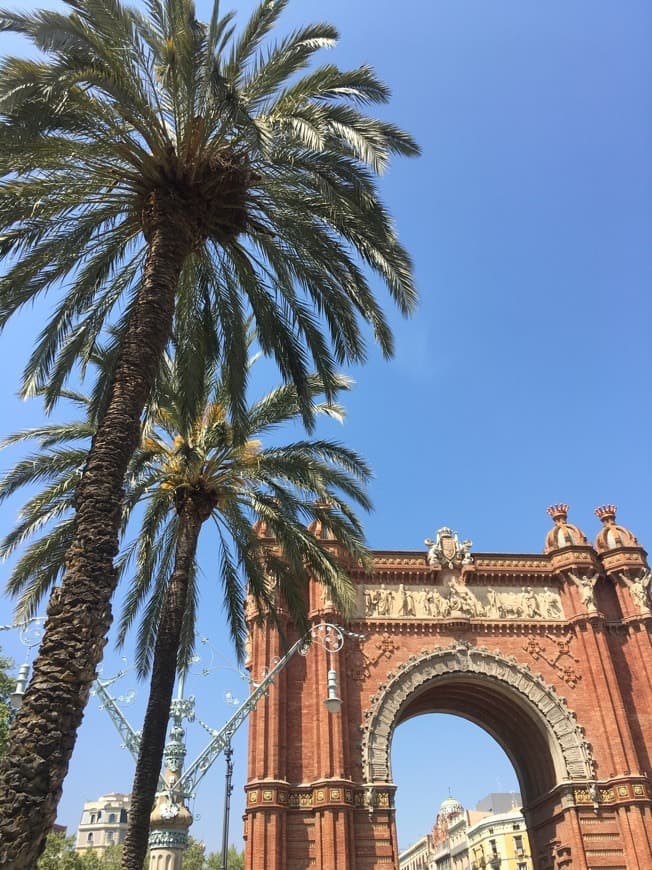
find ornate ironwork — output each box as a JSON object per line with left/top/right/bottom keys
{"left": 177, "top": 623, "right": 352, "bottom": 796}
{"left": 148, "top": 829, "right": 189, "bottom": 848}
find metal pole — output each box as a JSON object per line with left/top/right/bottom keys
{"left": 221, "top": 742, "right": 234, "bottom": 870}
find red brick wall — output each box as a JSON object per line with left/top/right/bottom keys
{"left": 244, "top": 540, "right": 652, "bottom": 869}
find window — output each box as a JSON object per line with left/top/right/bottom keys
{"left": 106, "top": 831, "right": 114, "bottom": 843}
{"left": 518, "top": 864, "right": 527, "bottom": 870}
{"left": 120, "top": 809, "right": 128, "bottom": 823}
{"left": 87, "top": 833, "right": 93, "bottom": 843}
{"left": 90, "top": 814, "right": 96, "bottom": 825}
{"left": 514, "top": 834, "right": 524, "bottom": 852}
{"left": 108, "top": 813, "right": 116, "bottom": 824}
{"left": 489, "top": 839, "right": 498, "bottom": 855}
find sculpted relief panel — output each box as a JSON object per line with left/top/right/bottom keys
{"left": 361, "top": 577, "right": 563, "bottom": 621}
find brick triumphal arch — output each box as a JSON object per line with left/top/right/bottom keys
{"left": 244, "top": 505, "right": 652, "bottom": 869}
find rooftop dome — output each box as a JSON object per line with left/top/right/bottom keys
{"left": 438, "top": 795, "right": 464, "bottom": 819}
{"left": 544, "top": 504, "right": 589, "bottom": 553}
{"left": 594, "top": 505, "right": 639, "bottom": 553}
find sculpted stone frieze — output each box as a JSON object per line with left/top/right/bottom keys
{"left": 360, "top": 579, "right": 563, "bottom": 621}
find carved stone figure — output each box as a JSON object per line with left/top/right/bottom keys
{"left": 364, "top": 586, "right": 378, "bottom": 616}
{"left": 568, "top": 571, "right": 599, "bottom": 612}
{"left": 620, "top": 569, "right": 652, "bottom": 613}
{"left": 522, "top": 586, "right": 541, "bottom": 619}
{"left": 499, "top": 591, "right": 523, "bottom": 619}
{"left": 448, "top": 576, "right": 479, "bottom": 616}
{"left": 376, "top": 585, "right": 393, "bottom": 617}
{"left": 418, "top": 589, "right": 431, "bottom": 617}
{"left": 397, "top": 583, "right": 416, "bottom": 617}
{"left": 541, "top": 587, "right": 563, "bottom": 619}
{"left": 485, "top": 587, "right": 502, "bottom": 619}
{"left": 438, "top": 593, "right": 450, "bottom": 618}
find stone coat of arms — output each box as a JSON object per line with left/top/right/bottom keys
{"left": 425, "top": 527, "right": 473, "bottom": 568}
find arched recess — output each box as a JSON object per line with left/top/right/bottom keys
{"left": 361, "top": 642, "right": 595, "bottom": 803}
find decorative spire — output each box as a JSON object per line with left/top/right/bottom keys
{"left": 594, "top": 504, "right": 617, "bottom": 524}
{"left": 593, "top": 505, "right": 639, "bottom": 552}
{"left": 547, "top": 504, "right": 569, "bottom": 524}
{"left": 544, "top": 504, "right": 588, "bottom": 553}
{"left": 307, "top": 500, "right": 337, "bottom": 540}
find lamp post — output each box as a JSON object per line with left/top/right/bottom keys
{"left": 220, "top": 742, "right": 234, "bottom": 870}
{"left": 93, "top": 623, "right": 357, "bottom": 863}
{"left": 217, "top": 622, "right": 353, "bottom": 867}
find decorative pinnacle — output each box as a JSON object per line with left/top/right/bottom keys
{"left": 547, "top": 504, "right": 569, "bottom": 523}
{"left": 595, "top": 504, "right": 617, "bottom": 524}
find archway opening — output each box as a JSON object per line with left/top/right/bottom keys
{"left": 392, "top": 673, "right": 560, "bottom": 802}
{"left": 361, "top": 644, "right": 594, "bottom": 868}
{"left": 392, "top": 712, "right": 525, "bottom": 860}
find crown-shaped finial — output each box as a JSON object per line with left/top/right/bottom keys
{"left": 547, "top": 503, "right": 569, "bottom": 523}
{"left": 595, "top": 504, "right": 617, "bottom": 524}
{"left": 594, "top": 504, "right": 639, "bottom": 552}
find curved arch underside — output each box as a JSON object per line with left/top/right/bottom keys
{"left": 362, "top": 643, "right": 595, "bottom": 804}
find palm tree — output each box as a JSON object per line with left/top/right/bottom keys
{"left": 1, "top": 353, "right": 371, "bottom": 867}
{"left": 0, "top": 0, "right": 417, "bottom": 858}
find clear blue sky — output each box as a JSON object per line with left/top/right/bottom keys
{"left": 0, "top": 0, "right": 650, "bottom": 855}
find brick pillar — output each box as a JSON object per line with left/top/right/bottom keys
{"left": 244, "top": 610, "right": 290, "bottom": 870}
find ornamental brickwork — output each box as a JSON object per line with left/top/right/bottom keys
{"left": 243, "top": 506, "right": 652, "bottom": 869}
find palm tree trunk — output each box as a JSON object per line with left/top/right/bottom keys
{"left": 121, "top": 503, "right": 203, "bottom": 870}
{"left": 0, "top": 205, "right": 193, "bottom": 867}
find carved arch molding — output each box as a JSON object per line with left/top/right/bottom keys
{"left": 361, "top": 643, "right": 595, "bottom": 786}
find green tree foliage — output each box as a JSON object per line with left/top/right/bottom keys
{"left": 0, "top": 0, "right": 417, "bottom": 858}
{"left": 36, "top": 833, "right": 82, "bottom": 870}
{"left": 1, "top": 351, "right": 371, "bottom": 868}
{"left": 181, "top": 838, "right": 207, "bottom": 870}
{"left": 37, "top": 833, "right": 125, "bottom": 869}
{"left": 180, "top": 840, "right": 244, "bottom": 870}
{"left": 205, "top": 846, "right": 244, "bottom": 870}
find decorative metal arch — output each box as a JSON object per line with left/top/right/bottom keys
{"left": 361, "top": 642, "right": 595, "bottom": 784}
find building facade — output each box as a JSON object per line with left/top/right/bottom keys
{"left": 75, "top": 792, "right": 130, "bottom": 853}
{"left": 244, "top": 505, "right": 652, "bottom": 869}
{"left": 400, "top": 796, "right": 533, "bottom": 870}
{"left": 467, "top": 808, "right": 532, "bottom": 870}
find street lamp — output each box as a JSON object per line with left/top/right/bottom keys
{"left": 218, "top": 623, "right": 353, "bottom": 868}
{"left": 300, "top": 622, "right": 347, "bottom": 714}
{"left": 10, "top": 662, "right": 30, "bottom": 709}
{"left": 2, "top": 617, "right": 45, "bottom": 710}
{"left": 93, "top": 622, "right": 357, "bottom": 869}
{"left": 325, "top": 666, "right": 342, "bottom": 714}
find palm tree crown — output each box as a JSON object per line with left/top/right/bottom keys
{"left": 2, "top": 355, "right": 371, "bottom": 660}
{"left": 1, "top": 353, "right": 372, "bottom": 867}
{"left": 1, "top": 0, "right": 419, "bottom": 418}
{"left": 0, "top": 0, "right": 416, "bottom": 858}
